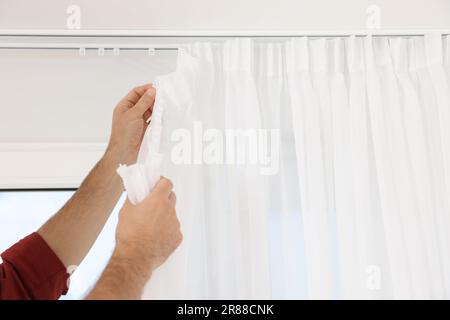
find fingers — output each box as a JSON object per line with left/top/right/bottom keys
{"left": 116, "top": 83, "right": 152, "bottom": 112}
{"left": 169, "top": 191, "right": 177, "bottom": 207}
{"left": 175, "top": 230, "right": 183, "bottom": 246}
{"left": 152, "top": 177, "right": 174, "bottom": 197}
{"left": 130, "top": 87, "right": 156, "bottom": 117}
{"left": 143, "top": 109, "right": 152, "bottom": 123}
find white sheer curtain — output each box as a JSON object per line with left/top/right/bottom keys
{"left": 139, "top": 34, "right": 450, "bottom": 299}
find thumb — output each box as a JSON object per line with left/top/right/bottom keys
{"left": 130, "top": 87, "right": 156, "bottom": 117}
{"left": 151, "top": 177, "right": 173, "bottom": 198}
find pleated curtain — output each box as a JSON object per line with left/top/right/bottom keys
{"left": 141, "top": 34, "right": 450, "bottom": 299}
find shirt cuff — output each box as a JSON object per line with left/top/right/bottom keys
{"left": 1, "top": 232, "right": 69, "bottom": 299}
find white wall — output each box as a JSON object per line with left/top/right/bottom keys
{"left": 0, "top": 0, "right": 449, "bottom": 30}
{"left": 0, "top": 0, "right": 449, "bottom": 188}
{"left": 0, "top": 49, "right": 177, "bottom": 188}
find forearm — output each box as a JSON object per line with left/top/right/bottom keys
{"left": 37, "top": 148, "right": 123, "bottom": 268}
{"left": 85, "top": 246, "right": 153, "bottom": 299}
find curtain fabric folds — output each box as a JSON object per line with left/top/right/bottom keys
{"left": 134, "top": 35, "right": 450, "bottom": 299}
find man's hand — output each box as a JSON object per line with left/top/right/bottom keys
{"left": 107, "top": 83, "right": 156, "bottom": 165}
{"left": 115, "top": 177, "right": 182, "bottom": 270}
{"left": 34, "top": 83, "right": 163, "bottom": 299}
{"left": 86, "top": 177, "right": 182, "bottom": 299}
{"left": 38, "top": 84, "right": 156, "bottom": 269}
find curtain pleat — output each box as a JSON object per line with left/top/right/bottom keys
{"left": 141, "top": 35, "right": 450, "bottom": 299}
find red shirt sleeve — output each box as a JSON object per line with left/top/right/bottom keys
{"left": 0, "top": 232, "right": 69, "bottom": 300}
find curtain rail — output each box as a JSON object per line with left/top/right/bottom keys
{"left": 0, "top": 29, "right": 449, "bottom": 51}
{"left": 1, "top": 29, "right": 450, "bottom": 37}
{"left": 0, "top": 43, "right": 180, "bottom": 51}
